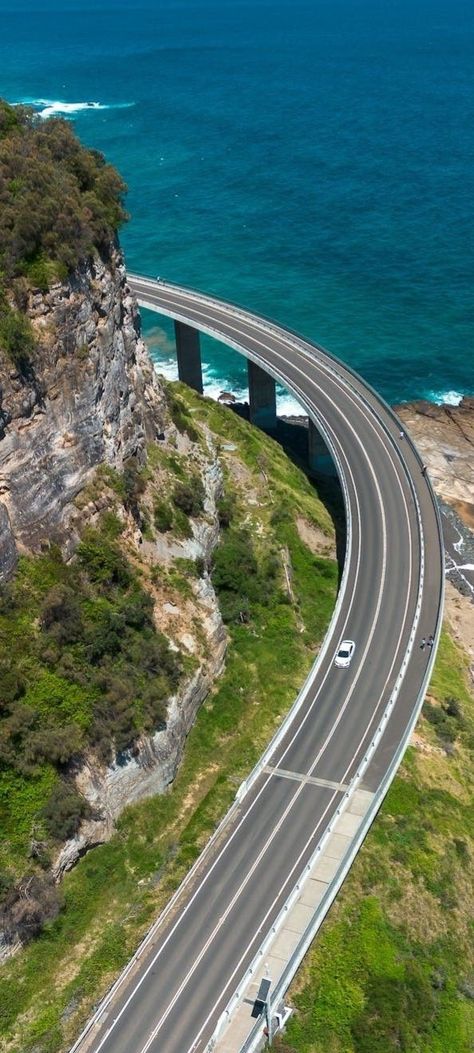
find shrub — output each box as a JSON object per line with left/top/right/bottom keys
{"left": 167, "top": 389, "right": 199, "bottom": 441}
{"left": 172, "top": 476, "right": 205, "bottom": 517}
{"left": 41, "top": 781, "right": 92, "bottom": 841}
{"left": 0, "top": 660, "right": 25, "bottom": 708}
{"left": 24, "top": 255, "right": 68, "bottom": 292}
{"left": 24, "top": 724, "right": 82, "bottom": 769}
{"left": 0, "top": 100, "right": 22, "bottom": 139}
{"left": 0, "top": 872, "right": 63, "bottom": 944}
{"left": 422, "top": 700, "right": 461, "bottom": 746}
{"left": 217, "top": 494, "right": 234, "bottom": 528}
{"left": 77, "top": 530, "right": 131, "bottom": 588}
{"left": 211, "top": 528, "right": 282, "bottom": 624}
{"left": 0, "top": 306, "right": 34, "bottom": 371}
{"left": 121, "top": 457, "right": 146, "bottom": 520}
{"left": 40, "top": 584, "right": 83, "bottom": 644}
{"left": 154, "top": 499, "right": 174, "bottom": 532}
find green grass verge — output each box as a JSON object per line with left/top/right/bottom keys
{"left": 274, "top": 632, "right": 474, "bottom": 1053}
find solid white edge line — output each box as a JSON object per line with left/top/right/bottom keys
{"left": 71, "top": 279, "right": 440, "bottom": 1053}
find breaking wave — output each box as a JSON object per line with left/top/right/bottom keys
{"left": 18, "top": 98, "right": 134, "bottom": 119}
{"left": 150, "top": 353, "right": 306, "bottom": 418}
{"left": 430, "top": 390, "right": 463, "bottom": 407}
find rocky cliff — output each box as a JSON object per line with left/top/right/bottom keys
{"left": 54, "top": 422, "right": 227, "bottom": 874}
{"left": 0, "top": 248, "right": 166, "bottom": 576}
{"left": 0, "top": 246, "right": 228, "bottom": 912}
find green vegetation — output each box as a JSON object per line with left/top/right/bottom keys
{"left": 0, "top": 527, "right": 181, "bottom": 945}
{"left": 0, "top": 387, "right": 337, "bottom": 1053}
{"left": 274, "top": 631, "right": 474, "bottom": 1053}
{"left": 0, "top": 98, "right": 127, "bottom": 284}
{"left": 172, "top": 475, "right": 205, "bottom": 518}
{"left": 0, "top": 301, "right": 35, "bottom": 371}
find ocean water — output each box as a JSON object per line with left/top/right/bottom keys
{"left": 1, "top": 0, "right": 473, "bottom": 411}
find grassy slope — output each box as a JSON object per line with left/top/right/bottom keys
{"left": 274, "top": 631, "right": 474, "bottom": 1053}
{"left": 0, "top": 390, "right": 337, "bottom": 1053}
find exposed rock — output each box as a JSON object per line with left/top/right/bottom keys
{"left": 396, "top": 397, "right": 474, "bottom": 606}
{"left": 54, "top": 656, "right": 226, "bottom": 877}
{"left": 53, "top": 425, "right": 227, "bottom": 876}
{"left": 296, "top": 515, "right": 336, "bottom": 559}
{"left": 0, "top": 249, "right": 167, "bottom": 578}
{"left": 0, "top": 502, "right": 17, "bottom": 579}
{"left": 0, "top": 244, "right": 230, "bottom": 894}
{"left": 54, "top": 572, "right": 227, "bottom": 875}
{"left": 396, "top": 398, "right": 474, "bottom": 521}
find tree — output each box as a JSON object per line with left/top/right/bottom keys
{"left": 0, "top": 99, "right": 128, "bottom": 283}
{"left": 40, "top": 584, "right": 83, "bottom": 644}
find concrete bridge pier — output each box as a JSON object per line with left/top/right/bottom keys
{"left": 308, "top": 419, "right": 337, "bottom": 476}
{"left": 175, "top": 321, "right": 203, "bottom": 394}
{"left": 248, "top": 360, "right": 277, "bottom": 432}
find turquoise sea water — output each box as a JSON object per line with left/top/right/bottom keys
{"left": 1, "top": 0, "right": 473, "bottom": 409}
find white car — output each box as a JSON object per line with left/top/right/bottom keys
{"left": 334, "top": 640, "right": 355, "bottom": 668}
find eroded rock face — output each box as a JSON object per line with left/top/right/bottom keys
{"left": 0, "top": 249, "right": 166, "bottom": 575}
{"left": 396, "top": 398, "right": 474, "bottom": 520}
{"left": 55, "top": 656, "right": 226, "bottom": 876}
{"left": 396, "top": 397, "right": 474, "bottom": 603}
{"left": 53, "top": 425, "right": 227, "bottom": 876}
{"left": 0, "top": 250, "right": 229, "bottom": 889}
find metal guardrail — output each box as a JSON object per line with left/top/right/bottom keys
{"left": 69, "top": 291, "right": 358, "bottom": 1053}
{"left": 73, "top": 277, "right": 445, "bottom": 1053}
{"left": 235, "top": 572, "right": 444, "bottom": 1053}
{"left": 208, "top": 457, "right": 439, "bottom": 1049}
{"left": 130, "top": 276, "right": 445, "bottom": 1053}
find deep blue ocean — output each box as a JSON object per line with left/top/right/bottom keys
{"left": 1, "top": 0, "right": 473, "bottom": 410}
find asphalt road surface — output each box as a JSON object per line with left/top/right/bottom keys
{"left": 76, "top": 277, "right": 444, "bottom": 1053}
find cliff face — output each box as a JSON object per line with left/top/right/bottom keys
{"left": 0, "top": 249, "right": 166, "bottom": 576}
{"left": 0, "top": 247, "right": 228, "bottom": 893}
{"left": 55, "top": 423, "right": 227, "bottom": 874}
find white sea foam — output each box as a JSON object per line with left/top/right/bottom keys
{"left": 431, "top": 390, "right": 463, "bottom": 407}
{"left": 151, "top": 354, "right": 306, "bottom": 418}
{"left": 18, "top": 98, "right": 134, "bottom": 120}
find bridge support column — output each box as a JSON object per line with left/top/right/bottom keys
{"left": 248, "top": 360, "right": 277, "bottom": 432}
{"left": 174, "top": 321, "right": 203, "bottom": 394}
{"left": 308, "top": 419, "right": 337, "bottom": 476}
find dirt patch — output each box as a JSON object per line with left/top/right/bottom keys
{"left": 450, "top": 499, "right": 474, "bottom": 530}
{"left": 177, "top": 762, "right": 220, "bottom": 826}
{"left": 224, "top": 451, "right": 261, "bottom": 506}
{"left": 410, "top": 729, "right": 443, "bottom": 756}
{"left": 296, "top": 515, "right": 336, "bottom": 559}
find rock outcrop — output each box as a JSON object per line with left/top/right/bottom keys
{"left": 0, "top": 245, "right": 228, "bottom": 885}
{"left": 0, "top": 249, "right": 166, "bottom": 575}
{"left": 395, "top": 398, "right": 474, "bottom": 524}
{"left": 54, "top": 429, "right": 227, "bottom": 875}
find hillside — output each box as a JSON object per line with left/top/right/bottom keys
{"left": 0, "top": 96, "right": 339, "bottom": 1051}
{"left": 0, "top": 383, "right": 338, "bottom": 1052}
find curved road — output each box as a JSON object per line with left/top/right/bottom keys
{"left": 75, "top": 277, "right": 444, "bottom": 1053}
